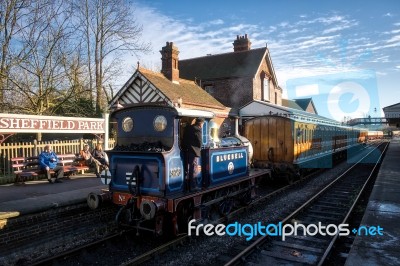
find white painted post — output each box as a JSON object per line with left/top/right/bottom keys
{"left": 103, "top": 112, "right": 110, "bottom": 150}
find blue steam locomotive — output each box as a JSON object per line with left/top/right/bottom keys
{"left": 92, "top": 105, "right": 269, "bottom": 235}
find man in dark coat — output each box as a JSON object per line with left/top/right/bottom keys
{"left": 182, "top": 118, "right": 204, "bottom": 192}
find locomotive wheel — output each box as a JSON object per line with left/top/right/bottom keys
{"left": 216, "top": 189, "right": 233, "bottom": 216}
{"left": 201, "top": 193, "right": 219, "bottom": 222}
{"left": 161, "top": 213, "right": 176, "bottom": 238}
{"left": 176, "top": 201, "right": 194, "bottom": 234}
{"left": 240, "top": 190, "right": 252, "bottom": 205}
{"left": 209, "top": 205, "right": 221, "bottom": 221}
{"left": 285, "top": 173, "right": 294, "bottom": 185}
{"left": 298, "top": 169, "right": 306, "bottom": 180}
{"left": 218, "top": 199, "right": 233, "bottom": 216}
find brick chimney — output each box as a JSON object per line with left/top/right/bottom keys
{"left": 233, "top": 34, "right": 251, "bottom": 52}
{"left": 160, "top": 42, "right": 179, "bottom": 84}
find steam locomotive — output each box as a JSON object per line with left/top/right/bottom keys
{"left": 87, "top": 104, "right": 367, "bottom": 235}
{"left": 88, "top": 104, "right": 269, "bottom": 235}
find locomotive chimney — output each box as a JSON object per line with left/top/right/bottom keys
{"left": 233, "top": 34, "right": 252, "bottom": 52}
{"left": 160, "top": 42, "right": 180, "bottom": 84}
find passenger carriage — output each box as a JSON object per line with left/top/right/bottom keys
{"left": 243, "top": 113, "right": 367, "bottom": 182}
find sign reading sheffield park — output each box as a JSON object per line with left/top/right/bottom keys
{"left": 0, "top": 113, "right": 106, "bottom": 133}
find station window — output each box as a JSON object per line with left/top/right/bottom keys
{"left": 204, "top": 85, "right": 214, "bottom": 94}
{"left": 263, "top": 78, "right": 270, "bottom": 101}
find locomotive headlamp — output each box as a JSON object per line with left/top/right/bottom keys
{"left": 122, "top": 117, "right": 133, "bottom": 132}
{"left": 153, "top": 115, "right": 167, "bottom": 132}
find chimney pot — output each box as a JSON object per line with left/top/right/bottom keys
{"left": 160, "top": 41, "right": 180, "bottom": 83}
{"left": 233, "top": 34, "right": 252, "bottom": 52}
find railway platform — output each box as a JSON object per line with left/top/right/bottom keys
{"left": 0, "top": 174, "right": 107, "bottom": 219}
{"left": 345, "top": 137, "right": 400, "bottom": 265}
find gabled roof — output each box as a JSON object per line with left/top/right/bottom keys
{"left": 240, "top": 100, "right": 340, "bottom": 126}
{"left": 140, "top": 68, "right": 226, "bottom": 109}
{"left": 282, "top": 98, "right": 318, "bottom": 114}
{"left": 109, "top": 67, "right": 227, "bottom": 111}
{"left": 282, "top": 99, "right": 303, "bottom": 111}
{"left": 179, "top": 47, "right": 278, "bottom": 86}
{"left": 294, "top": 98, "right": 312, "bottom": 110}
{"left": 383, "top": 102, "right": 400, "bottom": 110}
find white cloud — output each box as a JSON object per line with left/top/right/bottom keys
{"left": 114, "top": 3, "right": 396, "bottom": 108}
{"left": 295, "top": 84, "right": 319, "bottom": 97}
{"left": 386, "top": 35, "right": 400, "bottom": 43}
{"left": 208, "top": 19, "right": 224, "bottom": 25}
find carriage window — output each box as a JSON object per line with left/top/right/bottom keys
{"left": 305, "top": 129, "right": 308, "bottom": 142}
{"left": 296, "top": 128, "right": 301, "bottom": 144}
{"left": 153, "top": 115, "right": 167, "bottom": 132}
{"left": 122, "top": 117, "right": 133, "bottom": 132}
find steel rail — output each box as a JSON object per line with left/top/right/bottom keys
{"left": 119, "top": 166, "right": 324, "bottom": 265}
{"left": 224, "top": 141, "right": 386, "bottom": 266}
{"left": 32, "top": 143, "right": 376, "bottom": 266}
{"left": 317, "top": 141, "right": 389, "bottom": 266}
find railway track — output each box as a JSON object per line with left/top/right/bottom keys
{"left": 116, "top": 144, "right": 377, "bottom": 265}
{"left": 49, "top": 167, "right": 321, "bottom": 266}
{"left": 223, "top": 141, "right": 389, "bottom": 266}
{"left": 31, "top": 143, "right": 380, "bottom": 266}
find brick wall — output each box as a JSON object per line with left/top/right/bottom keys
{"left": 210, "top": 77, "right": 253, "bottom": 109}
{"left": 0, "top": 203, "right": 118, "bottom": 264}
{"left": 254, "top": 57, "right": 282, "bottom": 106}
{"left": 205, "top": 57, "right": 283, "bottom": 109}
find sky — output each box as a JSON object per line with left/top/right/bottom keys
{"left": 120, "top": 0, "right": 400, "bottom": 121}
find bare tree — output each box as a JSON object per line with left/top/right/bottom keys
{"left": 0, "top": 0, "right": 30, "bottom": 112}
{"left": 4, "top": 0, "right": 76, "bottom": 116}
{"left": 73, "top": 0, "right": 150, "bottom": 115}
{"left": 1, "top": 0, "right": 150, "bottom": 121}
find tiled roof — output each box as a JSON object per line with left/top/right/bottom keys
{"left": 294, "top": 98, "right": 313, "bottom": 111}
{"left": 179, "top": 47, "right": 268, "bottom": 80}
{"left": 383, "top": 102, "right": 400, "bottom": 110}
{"left": 282, "top": 99, "right": 304, "bottom": 111}
{"left": 139, "top": 68, "right": 226, "bottom": 109}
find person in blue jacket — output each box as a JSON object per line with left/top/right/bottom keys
{"left": 39, "top": 145, "right": 64, "bottom": 183}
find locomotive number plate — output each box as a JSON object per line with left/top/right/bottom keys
{"left": 113, "top": 192, "right": 132, "bottom": 205}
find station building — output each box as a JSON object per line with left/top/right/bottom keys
{"left": 109, "top": 34, "right": 317, "bottom": 128}
{"left": 383, "top": 102, "right": 400, "bottom": 128}
{"left": 179, "top": 34, "right": 283, "bottom": 110}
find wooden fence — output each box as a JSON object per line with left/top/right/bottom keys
{"left": 0, "top": 139, "right": 115, "bottom": 179}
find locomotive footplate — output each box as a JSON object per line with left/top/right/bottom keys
{"left": 163, "top": 167, "right": 272, "bottom": 234}
{"left": 165, "top": 168, "right": 272, "bottom": 200}
{"left": 168, "top": 168, "right": 272, "bottom": 218}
